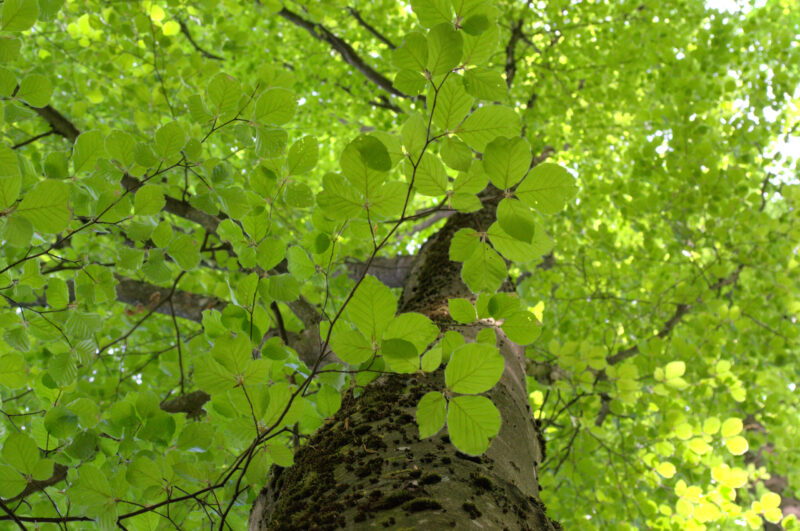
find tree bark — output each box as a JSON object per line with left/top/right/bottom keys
{"left": 249, "top": 191, "right": 557, "bottom": 529}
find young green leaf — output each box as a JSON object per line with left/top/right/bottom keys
{"left": 427, "top": 23, "right": 463, "bottom": 75}
{"left": 330, "top": 329, "right": 375, "bottom": 365}
{"left": 288, "top": 135, "right": 319, "bottom": 175}
{"left": 483, "top": 137, "right": 531, "bottom": 190}
{"left": 447, "top": 395, "right": 501, "bottom": 455}
{"left": 445, "top": 342, "right": 504, "bottom": 394}
{"left": 456, "top": 105, "right": 520, "bottom": 151}
{"left": 347, "top": 275, "right": 397, "bottom": 341}
{"left": 16, "top": 179, "right": 71, "bottom": 234}
{"left": 461, "top": 242, "right": 506, "bottom": 293}
{"left": 392, "top": 32, "right": 428, "bottom": 72}
{"left": 448, "top": 298, "right": 477, "bottom": 323}
{"left": 416, "top": 391, "right": 447, "bottom": 438}
{"left": 515, "top": 162, "right": 578, "bottom": 214}
{"left": 206, "top": 72, "right": 242, "bottom": 118}
{"left": 501, "top": 311, "right": 541, "bottom": 345}
{"left": 16, "top": 73, "right": 52, "bottom": 107}
{"left": 134, "top": 184, "right": 166, "bottom": 216}
{"left": 431, "top": 75, "right": 473, "bottom": 131}
{"left": 1, "top": 0, "right": 39, "bottom": 32}
{"left": 410, "top": 0, "right": 452, "bottom": 28}
{"left": 253, "top": 87, "right": 296, "bottom": 125}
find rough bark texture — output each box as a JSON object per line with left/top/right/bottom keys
{"left": 249, "top": 190, "right": 556, "bottom": 529}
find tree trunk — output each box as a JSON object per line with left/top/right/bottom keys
{"left": 249, "top": 193, "right": 557, "bottom": 530}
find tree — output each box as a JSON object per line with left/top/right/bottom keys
{"left": 0, "top": 0, "right": 798, "bottom": 528}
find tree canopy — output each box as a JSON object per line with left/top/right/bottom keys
{"left": 1, "top": 0, "right": 799, "bottom": 529}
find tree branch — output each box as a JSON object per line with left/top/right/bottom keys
{"left": 346, "top": 7, "right": 396, "bottom": 49}
{"left": 178, "top": 18, "right": 224, "bottom": 60}
{"left": 115, "top": 276, "right": 225, "bottom": 323}
{"left": 31, "top": 103, "right": 225, "bottom": 234}
{"left": 277, "top": 7, "right": 406, "bottom": 98}
{"left": 11, "top": 129, "right": 55, "bottom": 150}
{"left": 345, "top": 255, "right": 415, "bottom": 288}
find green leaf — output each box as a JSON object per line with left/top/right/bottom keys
{"left": 151, "top": 220, "right": 173, "bottom": 248}
{"left": 487, "top": 293, "right": 519, "bottom": 319}
{"left": 456, "top": 105, "right": 520, "bottom": 152}
{"left": 410, "top": 0, "right": 451, "bottom": 27}
{"left": 381, "top": 338, "right": 419, "bottom": 360}
{"left": 392, "top": 32, "right": 428, "bottom": 72}
{"left": 134, "top": 184, "right": 166, "bottom": 216}
{"left": 153, "top": 121, "right": 186, "bottom": 159}
{"left": 267, "top": 442, "right": 295, "bottom": 467}
{"left": 461, "top": 243, "right": 506, "bottom": 293}
{"left": 256, "top": 237, "right": 286, "bottom": 271}
{"left": 664, "top": 361, "right": 686, "bottom": 379}
{"left": 515, "top": 163, "right": 577, "bottom": 214}
{"left": 341, "top": 135, "right": 390, "bottom": 196}
{"left": 440, "top": 137, "right": 473, "bottom": 171}
{"left": 255, "top": 127, "right": 288, "bottom": 159}
{"left": 0, "top": 66, "right": 14, "bottom": 96}
{"left": 496, "top": 197, "right": 536, "bottom": 242}
{"left": 725, "top": 435, "right": 748, "bottom": 455}
{"left": 462, "top": 23, "right": 499, "bottom": 66}
{"left": 317, "top": 172, "right": 362, "bottom": 220}
{"left": 3, "top": 215, "right": 32, "bottom": 247}
{"left": 330, "top": 329, "right": 374, "bottom": 365}
{"left": 483, "top": 137, "right": 531, "bottom": 190}
{"left": 46, "top": 277, "right": 69, "bottom": 308}
{"left": 284, "top": 181, "right": 313, "bottom": 208}
{"left": 65, "top": 311, "right": 102, "bottom": 340}
{"left": 416, "top": 391, "right": 446, "bottom": 438}
{"left": 411, "top": 153, "right": 449, "bottom": 196}
{"left": 2, "top": 432, "right": 39, "bottom": 475}
{"left": 449, "top": 227, "right": 480, "bottom": 261}
{"left": 487, "top": 220, "right": 552, "bottom": 263}
{"left": 253, "top": 87, "right": 296, "bottom": 125}
{"left": 394, "top": 69, "right": 427, "bottom": 95}
{"left": 421, "top": 345, "right": 443, "bottom": 372}
{"left": 69, "top": 463, "right": 113, "bottom": 508}
{"left": 73, "top": 130, "right": 106, "bottom": 175}
{"left": 464, "top": 67, "right": 507, "bottom": 101}
{"left": 316, "top": 384, "right": 341, "bottom": 417}
{"left": 427, "top": 23, "right": 463, "bottom": 75}
{"left": 383, "top": 312, "right": 439, "bottom": 353}
{"left": 206, "top": 72, "right": 242, "bottom": 118}
{"left": 445, "top": 342, "right": 504, "bottom": 394}
{"left": 0, "top": 353, "right": 26, "bottom": 388}
{"left": 287, "top": 136, "right": 318, "bottom": 175}
{"left": 448, "top": 298, "right": 476, "bottom": 323}
{"left": 347, "top": 275, "right": 397, "bottom": 342}
{"left": 287, "top": 245, "right": 315, "bottom": 281}
{"left": 17, "top": 73, "right": 52, "bottom": 107}
{"left": 167, "top": 233, "right": 201, "bottom": 270}
{"left": 431, "top": 75, "right": 473, "bottom": 131}
{"left": 212, "top": 333, "right": 252, "bottom": 375}
{"left": 447, "top": 395, "right": 501, "bottom": 455}
{"left": 1, "top": 0, "right": 39, "bottom": 32}
{"left": 401, "top": 112, "right": 428, "bottom": 160}
{"left": 0, "top": 37, "right": 20, "bottom": 62}
{"left": 17, "top": 179, "right": 70, "bottom": 233}
{"left": 105, "top": 130, "right": 137, "bottom": 170}
{"left": 0, "top": 172, "right": 21, "bottom": 210}
{"left": 263, "top": 382, "right": 305, "bottom": 428}
{"left": 44, "top": 406, "right": 79, "bottom": 438}
{"left": 268, "top": 273, "right": 300, "bottom": 302}
{"left": 0, "top": 142, "right": 20, "bottom": 179}
{"left": 501, "top": 311, "right": 541, "bottom": 345}
{"left": 0, "top": 464, "right": 26, "bottom": 498}
{"left": 721, "top": 417, "right": 743, "bottom": 438}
